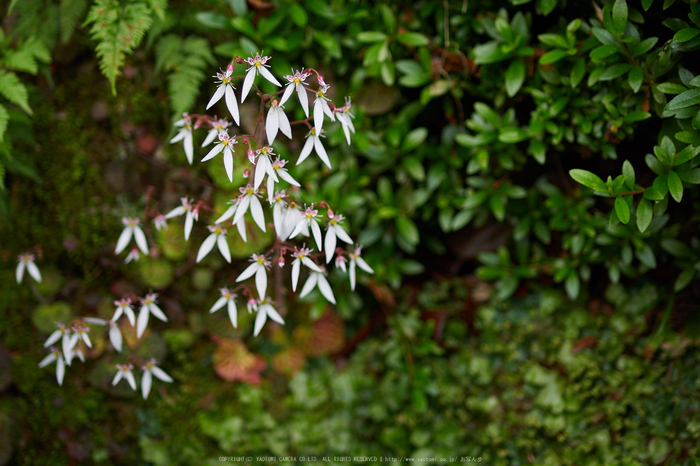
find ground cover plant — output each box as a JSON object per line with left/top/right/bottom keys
{"left": 1, "top": 0, "right": 700, "bottom": 464}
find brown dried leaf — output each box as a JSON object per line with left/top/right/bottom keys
{"left": 212, "top": 336, "right": 266, "bottom": 385}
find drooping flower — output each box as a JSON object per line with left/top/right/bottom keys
{"left": 253, "top": 297, "right": 285, "bottom": 336}
{"left": 196, "top": 224, "right": 232, "bottom": 263}
{"left": 39, "top": 348, "right": 65, "bottom": 386}
{"left": 210, "top": 287, "right": 238, "bottom": 328}
{"left": 298, "top": 127, "right": 331, "bottom": 168}
{"left": 84, "top": 317, "right": 123, "bottom": 352}
{"left": 232, "top": 184, "right": 266, "bottom": 232}
{"left": 153, "top": 214, "right": 168, "bottom": 231}
{"left": 170, "top": 114, "right": 194, "bottom": 164}
{"left": 201, "top": 130, "right": 238, "bottom": 182}
{"left": 16, "top": 253, "right": 42, "bottom": 284}
{"left": 43, "top": 323, "right": 74, "bottom": 361}
{"left": 236, "top": 254, "right": 270, "bottom": 299}
{"left": 72, "top": 324, "right": 92, "bottom": 349}
{"left": 348, "top": 245, "right": 374, "bottom": 291}
{"left": 335, "top": 97, "right": 356, "bottom": 145}
{"left": 291, "top": 246, "right": 322, "bottom": 291}
{"left": 206, "top": 66, "right": 240, "bottom": 125}
{"left": 299, "top": 267, "right": 336, "bottom": 304}
{"left": 137, "top": 293, "right": 168, "bottom": 338}
{"left": 335, "top": 255, "right": 347, "bottom": 272}
{"left": 324, "top": 212, "right": 353, "bottom": 263}
{"left": 125, "top": 248, "right": 140, "bottom": 264}
{"left": 253, "top": 146, "right": 279, "bottom": 190}
{"left": 202, "top": 117, "right": 232, "bottom": 147}
{"left": 112, "top": 363, "right": 137, "bottom": 390}
{"left": 270, "top": 190, "right": 288, "bottom": 238}
{"left": 113, "top": 298, "right": 136, "bottom": 326}
{"left": 266, "top": 99, "right": 292, "bottom": 145}
{"left": 313, "top": 80, "right": 335, "bottom": 132}
{"left": 267, "top": 158, "right": 300, "bottom": 198}
{"left": 241, "top": 52, "right": 282, "bottom": 102}
{"left": 281, "top": 69, "right": 312, "bottom": 117}
{"left": 247, "top": 297, "right": 258, "bottom": 314}
{"left": 215, "top": 198, "right": 247, "bottom": 242}
{"left": 115, "top": 218, "right": 149, "bottom": 256}
{"left": 290, "top": 205, "right": 323, "bottom": 251}
{"left": 281, "top": 204, "right": 308, "bottom": 241}
{"left": 141, "top": 358, "right": 173, "bottom": 400}
{"left": 165, "top": 197, "right": 199, "bottom": 241}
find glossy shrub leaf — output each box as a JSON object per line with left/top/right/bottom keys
{"left": 289, "top": 4, "right": 308, "bottom": 26}
{"left": 539, "top": 49, "right": 568, "bottom": 65}
{"left": 396, "top": 32, "right": 430, "bottom": 47}
{"left": 505, "top": 59, "right": 526, "bottom": 97}
{"left": 570, "top": 169, "right": 607, "bottom": 191}
{"left": 612, "top": 0, "right": 628, "bottom": 36}
{"left": 636, "top": 198, "right": 652, "bottom": 232}
{"left": 357, "top": 32, "right": 387, "bottom": 43}
{"left": 667, "top": 170, "right": 683, "bottom": 202}
{"left": 565, "top": 272, "right": 580, "bottom": 299}
{"left": 570, "top": 58, "right": 586, "bottom": 88}
{"left": 674, "top": 28, "right": 700, "bottom": 42}
{"left": 395, "top": 217, "right": 419, "bottom": 245}
{"left": 622, "top": 160, "right": 635, "bottom": 189}
{"left": 664, "top": 88, "right": 700, "bottom": 111}
{"left": 615, "top": 196, "right": 631, "bottom": 224}
{"left": 629, "top": 67, "right": 643, "bottom": 93}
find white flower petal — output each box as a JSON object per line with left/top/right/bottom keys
{"left": 184, "top": 132, "right": 194, "bottom": 165}
{"left": 112, "top": 370, "right": 123, "bottom": 386}
{"left": 225, "top": 85, "right": 240, "bottom": 125}
{"left": 62, "top": 334, "right": 75, "bottom": 360}
{"left": 56, "top": 356, "right": 65, "bottom": 386}
{"left": 109, "top": 324, "right": 123, "bottom": 352}
{"left": 206, "top": 85, "right": 225, "bottom": 109}
{"left": 311, "top": 220, "right": 323, "bottom": 251}
{"left": 142, "top": 370, "right": 152, "bottom": 399}
{"left": 133, "top": 226, "right": 149, "bottom": 254}
{"left": 170, "top": 130, "right": 186, "bottom": 143}
{"left": 115, "top": 226, "right": 133, "bottom": 254}
{"left": 291, "top": 259, "right": 301, "bottom": 291}
{"left": 215, "top": 204, "right": 237, "bottom": 224}
{"left": 254, "top": 156, "right": 268, "bottom": 190}
{"left": 223, "top": 147, "right": 234, "bottom": 182}
{"left": 236, "top": 216, "right": 248, "bottom": 242}
{"left": 15, "top": 261, "right": 25, "bottom": 284}
{"left": 165, "top": 205, "right": 186, "bottom": 219}
{"left": 298, "top": 136, "right": 313, "bottom": 165}
{"left": 317, "top": 274, "right": 336, "bottom": 304}
{"left": 137, "top": 305, "right": 150, "bottom": 338}
{"left": 149, "top": 303, "right": 168, "bottom": 322}
{"left": 278, "top": 169, "right": 300, "bottom": 187}
{"left": 152, "top": 366, "right": 173, "bottom": 383}
{"left": 39, "top": 352, "right": 57, "bottom": 368}
{"left": 196, "top": 233, "right": 218, "bottom": 263}
{"left": 357, "top": 257, "right": 374, "bottom": 274}
{"left": 350, "top": 259, "right": 357, "bottom": 291}
{"left": 126, "top": 371, "right": 137, "bottom": 391}
{"left": 217, "top": 234, "right": 232, "bottom": 263}
{"left": 210, "top": 296, "right": 227, "bottom": 313}
{"left": 259, "top": 65, "right": 282, "bottom": 86}
{"left": 184, "top": 211, "right": 194, "bottom": 241}
{"left": 299, "top": 272, "right": 318, "bottom": 298}
{"left": 241, "top": 67, "right": 256, "bottom": 103}
{"left": 202, "top": 129, "right": 218, "bottom": 147}
{"left": 124, "top": 306, "right": 136, "bottom": 326}
{"left": 266, "top": 107, "right": 279, "bottom": 145}
{"left": 289, "top": 218, "right": 307, "bottom": 240}
{"left": 85, "top": 317, "right": 107, "bottom": 326}
{"left": 233, "top": 195, "right": 250, "bottom": 225}
{"left": 325, "top": 228, "right": 337, "bottom": 264}
{"left": 201, "top": 143, "right": 224, "bottom": 162}
{"left": 334, "top": 224, "right": 353, "bottom": 244}
{"left": 82, "top": 333, "right": 93, "bottom": 348}
{"left": 273, "top": 204, "right": 284, "bottom": 237}
{"left": 280, "top": 84, "right": 294, "bottom": 106}
{"left": 322, "top": 100, "right": 335, "bottom": 121}
{"left": 253, "top": 306, "right": 268, "bottom": 336}
{"left": 302, "top": 257, "right": 322, "bottom": 273}
{"left": 236, "top": 262, "right": 259, "bottom": 282}
{"left": 314, "top": 136, "right": 331, "bottom": 169}
{"left": 297, "top": 83, "right": 309, "bottom": 117}
{"left": 44, "top": 330, "right": 62, "bottom": 348}
{"left": 27, "top": 261, "right": 42, "bottom": 282}
{"left": 255, "top": 266, "right": 268, "bottom": 299}
{"left": 227, "top": 299, "right": 238, "bottom": 328}
{"left": 278, "top": 110, "right": 292, "bottom": 139}
{"left": 314, "top": 98, "right": 325, "bottom": 132}
{"left": 264, "top": 304, "right": 285, "bottom": 325}
{"left": 250, "top": 196, "right": 266, "bottom": 232}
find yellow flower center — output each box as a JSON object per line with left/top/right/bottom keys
{"left": 246, "top": 188, "right": 254, "bottom": 195}
{"left": 257, "top": 258, "right": 265, "bottom": 264}
{"left": 254, "top": 60, "right": 261, "bottom": 67}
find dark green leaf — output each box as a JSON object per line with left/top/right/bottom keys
{"left": 661, "top": 238, "right": 692, "bottom": 257}
{"left": 395, "top": 217, "right": 419, "bottom": 245}
{"left": 571, "top": 58, "right": 586, "bottom": 88}
{"left": 628, "top": 66, "right": 643, "bottom": 93}
{"left": 539, "top": 49, "right": 568, "bottom": 65}
{"left": 642, "top": 0, "right": 654, "bottom": 10}
{"left": 622, "top": 160, "right": 635, "bottom": 189}
{"left": 505, "top": 60, "right": 526, "bottom": 97}
{"left": 636, "top": 198, "right": 652, "bottom": 232}
{"left": 629, "top": 36, "right": 658, "bottom": 56}
{"left": 667, "top": 170, "right": 683, "bottom": 202}
{"left": 498, "top": 128, "right": 528, "bottom": 143}
{"left": 674, "top": 28, "right": 700, "bottom": 42}
{"left": 623, "top": 111, "right": 651, "bottom": 122}
{"left": 590, "top": 44, "right": 620, "bottom": 59}
{"left": 615, "top": 196, "right": 631, "bottom": 223}
{"left": 565, "top": 272, "right": 580, "bottom": 299}
{"left": 657, "top": 82, "right": 687, "bottom": 94}
{"left": 357, "top": 32, "right": 387, "bottom": 43}
{"left": 570, "top": 169, "right": 608, "bottom": 191}
{"left": 599, "top": 63, "right": 631, "bottom": 81}
{"left": 289, "top": 3, "right": 308, "bottom": 26}
{"left": 636, "top": 243, "right": 656, "bottom": 268}
{"left": 196, "top": 12, "right": 229, "bottom": 29}
{"left": 402, "top": 128, "right": 428, "bottom": 152}
{"left": 612, "top": 0, "right": 628, "bottom": 36}
{"left": 675, "top": 267, "right": 696, "bottom": 291}
{"left": 489, "top": 194, "right": 505, "bottom": 221}
{"left": 396, "top": 32, "right": 430, "bottom": 47}
{"left": 664, "top": 88, "right": 700, "bottom": 111}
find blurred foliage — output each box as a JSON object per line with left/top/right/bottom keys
{"left": 2, "top": 0, "right": 700, "bottom": 463}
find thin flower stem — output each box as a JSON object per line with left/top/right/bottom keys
{"left": 613, "top": 188, "right": 645, "bottom": 197}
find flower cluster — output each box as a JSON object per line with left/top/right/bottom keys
{"left": 112, "top": 359, "right": 173, "bottom": 399}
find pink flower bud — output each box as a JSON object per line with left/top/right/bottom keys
{"left": 278, "top": 256, "right": 285, "bottom": 267}
{"left": 243, "top": 169, "right": 250, "bottom": 178}
{"left": 227, "top": 63, "right": 235, "bottom": 72}
{"left": 247, "top": 149, "right": 256, "bottom": 164}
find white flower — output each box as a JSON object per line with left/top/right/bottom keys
{"left": 137, "top": 293, "right": 168, "bottom": 338}
{"left": 335, "top": 97, "right": 356, "bottom": 145}
{"left": 196, "top": 224, "right": 232, "bottom": 263}
{"left": 324, "top": 212, "right": 353, "bottom": 264}
{"left": 170, "top": 114, "right": 194, "bottom": 165}
{"left": 39, "top": 348, "right": 65, "bottom": 386}
{"left": 348, "top": 245, "right": 374, "bottom": 291}
{"left": 210, "top": 287, "right": 238, "bottom": 328}
{"left": 290, "top": 205, "right": 323, "bottom": 251}
{"left": 112, "top": 363, "right": 137, "bottom": 390}
{"left": 299, "top": 267, "right": 336, "bottom": 304}
{"left": 16, "top": 253, "right": 42, "bottom": 284}
{"left": 125, "top": 248, "right": 140, "bottom": 263}
{"left": 281, "top": 205, "right": 308, "bottom": 241}
{"left": 281, "top": 69, "right": 312, "bottom": 117}
{"left": 233, "top": 184, "right": 266, "bottom": 232}
{"left": 236, "top": 254, "right": 270, "bottom": 299}
{"left": 113, "top": 298, "right": 136, "bottom": 326}
{"left": 72, "top": 324, "right": 92, "bottom": 349}
{"left": 153, "top": 214, "right": 168, "bottom": 231}
{"left": 165, "top": 197, "right": 199, "bottom": 241}
{"left": 335, "top": 255, "right": 347, "bottom": 272}
{"left": 43, "top": 323, "right": 74, "bottom": 360}
{"left": 215, "top": 198, "right": 248, "bottom": 243}
{"left": 201, "top": 130, "right": 238, "bottom": 182}
{"left": 141, "top": 358, "right": 173, "bottom": 400}
{"left": 313, "top": 80, "right": 335, "bottom": 132}
{"left": 206, "top": 66, "right": 240, "bottom": 125}
{"left": 247, "top": 297, "right": 258, "bottom": 314}
{"left": 267, "top": 158, "right": 300, "bottom": 198}
{"left": 271, "top": 190, "right": 288, "bottom": 238}
{"left": 84, "top": 317, "right": 123, "bottom": 352}
{"left": 266, "top": 99, "right": 292, "bottom": 145}
{"left": 291, "top": 246, "right": 322, "bottom": 291}
{"left": 115, "top": 217, "right": 149, "bottom": 256}
{"left": 241, "top": 52, "right": 282, "bottom": 103}
{"left": 298, "top": 127, "right": 331, "bottom": 168}
{"left": 202, "top": 117, "right": 232, "bottom": 147}
{"left": 254, "top": 297, "right": 285, "bottom": 336}
{"left": 253, "top": 146, "right": 279, "bottom": 190}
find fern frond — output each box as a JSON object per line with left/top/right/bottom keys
{"left": 60, "top": 0, "right": 89, "bottom": 44}
{"left": 156, "top": 34, "right": 214, "bottom": 116}
{"left": 3, "top": 37, "right": 51, "bottom": 75}
{"left": 85, "top": 0, "right": 153, "bottom": 95}
{"left": 0, "top": 104, "right": 7, "bottom": 143}
{"left": 0, "top": 72, "right": 31, "bottom": 115}
{"left": 145, "top": 0, "right": 167, "bottom": 22}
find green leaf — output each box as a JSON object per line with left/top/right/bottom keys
{"left": 379, "top": 4, "right": 396, "bottom": 34}
{"left": 357, "top": 31, "right": 387, "bottom": 43}
{"left": 196, "top": 12, "right": 228, "bottom": 29}
{"left": 570, "top": 169, "right": 608, "bottom": 191}
{"left": 676, "top": 143, "right": 700, "bottom": 164}
{"left": 498, "top": 127, "right": 528, "bottom": 143}
{"left": 622, "top": 160, "right": 635, "bottom": 189}
{"left": 473, "top": 41, "right": 510, "bottom": 64}
{"left": 0, "top": 105, "right": 7, "bottom": 143}
{"left": 664, "top": 88, "right": 700, "bottom": 112}
{"left": 395, "top": 217, "right": 419, "bottom": 245}
{"left": 314, "top": 31, "right": 341, "bottom": 59}
{"left": 402, "top": 157, "right": 425, "bottom": 181}
{"left": 289, "top": 3, "right": 308, "bottom": 26}
{"left": 60, "top": 0, "right": 89, "bottom": 44}
{"left": 505, "top": 60, "right": 526, "bottom": 97}
{"left": 529, "top": 139, "right": 546, "bottom": 164}
{"left": 642, "top": 0, "right": 654, "bottom": 10}
{"left": 612, "top": 0, "right": 628, "bottom": 36}
{"left": 667, "top": 170, "right": 683, "bottom": 202}
{"left": 565, "top": 272, "right": 580, "bottom": 299}
{"left": 489, "top": 195, "right": 505, "bottom": 221}
{"left": 380, "top": 61, "right": 395, "bottom": 86}
{"left": 675, "top": 267, "right": 696, "bottom": 291}
{"left": 674, "top": 28, "right": 700, "bottom": 42}
{"left": 402, "top": 128, "right": 428, "bottom": 152}
{"left": 661, "top": 238, "right": 692, "bottom": 257}
{"left": 231, "top": 17, "right": 257, "bottom": 38}
{"left": 0, "top": 72, "right": 31, "bottom": 115}
{"left": 599, "top": 63, "right": 631, "bottom": 81}
{"left": 227, "top": 0, "right": 248, "bottom": 17}
{"left": 539, "top": 49, "right": 568, "bottom": 65}
{"left": 396, "top": 32, "right": 430, "bottom": 47}
{"left": 399, "top": 260, "right": 424, "bottom": 275}
{"left": 590, "top": 44, "right": 619, "bottom": 59}
{"left": 571, "top": 58, "right": 586, "bottom": 88}
{"left": 628, "top": 66, "right": 643, "bottom": 93}
{"left": 629, "top": 36, "right": 658, "bottom": 56}
{"left": 623, "top": 111, "right": 651, "bottom": 122}
{"left": 636, "top": 198, "right": 652, "bottom": 232}
{"left": 615, "top": 196, "right": 631, "bottom": 224}
{"left": 657, "top": 82, "right": 688, "bottom": 94}
{"left": 636, "top": 243, "right": 656, "bottom": 268}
